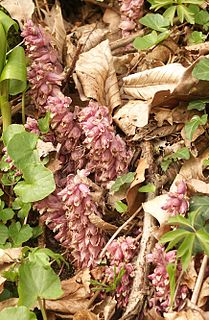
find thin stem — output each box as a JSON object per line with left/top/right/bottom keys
{"left": 21, "top": 90, "right": 25, "bottom": 125}
{"left": 191, "top": 255, "right": 208, "bottom": 305}
{"left": 38, "top": 297, "right": 47, "bottom": 320}
{"left": 0, "top": 81, "right": 11, "bottom": 131}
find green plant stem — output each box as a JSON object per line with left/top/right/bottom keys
{"left": 37, "top": 297, "right": 47, "bottom": 320}
{"left": 21, "top": 91, "right": 25, "bottom": 125}
{"left": 0, "top": 81, "right": 11, "bottom": 131}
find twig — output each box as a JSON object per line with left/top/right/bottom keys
{"left": 34, "top": 0, "right": 43, "bottom": 21}
{"left": 110, "top": 29, "right": 145, "bottom": 51}
{"left": 99, "top": 206, "right": 142, "bottom": 259}
{"left": 191, "top": 255, "right": 208, "bottom": 305}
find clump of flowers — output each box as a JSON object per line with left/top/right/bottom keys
{"left": 119, "top": 0, "right": 144, "bottom": 36}
{"left": 162, "top": 181, "right": 189, "bottom": 216}
{"left": 59, "top": 170, "right": 106, "bottom": 269}
{"left": 147, "top": 244, "right": 188, "bottom": 312}
{"left": 79, "top": 101, "right": 132, "bottom": 185}
{"left": 105, "top": 236, "right": 137, "bottom": 307}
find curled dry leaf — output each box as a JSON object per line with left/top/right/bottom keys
{"left": 144, "top": 307, "right": 164, "bottom": 320}
{"left": 74, "top": 40, "right": 121, "bottom": 111}
{"left": 44, "top": 3, "right": 66, "bottom": 59}
{"left": 187, "top": 179, "right": 209, "bottom": 196}
{"left": 45, "top": 268, "right": 91, "bottom": 314}
{"left": 0, "top": 0, "right": 35, "bottom": 28}
{"left": 103, "top": 8, "right": 121, "bottom": 32}
{"left": 142, "top": 194, "right": 170, "bottom": 225}
{"left": 0, "top": 298, "right": 18, "bottom": 311}
{"left": 73, "top": 310, "right": 97, "bottom": 320}
{"left": 79, "top": 27, "right": 108, "bottom": 53}
{"left": 123, "top": 64, "right": 185, "bottom": 100}
{"left": 89, "top": 213, "right": 117, "bottom": 232}
{"left": 65, "top": 34, "right": 76, "bottom": 68}
{"left": 181, "top": 259, "right": 197, "bottom": 290}
{"left": 113, "top": 100, "right": 151, "bottom": 135}
{"left": 91, "top": 296, "right": 117, "bottom": 320}
{"left": 164, "top": 309, "right": 207, "bottom": 320}
{"left": 126, "top": 158, "right": 149, "bottom": 214}
{"left": 198, "top": 277, "right": 209, "bottom": 308}
{"left": 113, "top": 53, "right": 141, "bottom": 75}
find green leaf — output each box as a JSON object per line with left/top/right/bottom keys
{"left": 196, "top": 229, "right": 209, "bottom": 256}
{"left": 38, "top": 112, "right": 51, "bottom": 134}
{"left": 0, "top": 11, "right": 18, "bottom": 34}
{"left": 0, "top": 223, "right": 8, "bottom": 244}
{"left": 166, "top": 263, "right": 176, "bottom": 307}
{"left": 18, "top": 261, "right": 63, "bottom": 307}
{"left": 28, "top": 248, "right": 67, "bottom": 267}
{"left": 14, "top": 164, "right": 56, "bottom": 203}
{"left": 111, "top": 172, "right": 135, "bottom": 193}
{"left": 163, "top": 6, "right": 176, "bottom": 25}
{"left": 138, "top": 183, "right": 156, "bottom": 193}
{"left": 2, "top": 124, "right": 25, "bottom": 146}
{"left": 0, "top": 23, "right": 6, "bottom": 75}
{"left": 17, "top": 203, "right": 31, "bottom": 219}
{"left": 180, "top": 233, "right": 195, "bottom": 271}
{"left": 172, "top": 147, "right": 190, "bottom": 160}
{"left": 139, "top": 13, "right": 170, "bottom": 32}
{"left": 184, "top": 115, "right": 208, "bottom": 141}
{"left": 160, "top": 228, "right": 190, "bottom": 244}
{"left": 187, "top": 99, "right": 209, "bottom": 111}
{"left": 148, "top": 0, "right": 174, "bottom": 11}
{"left": 133, "top": 30, "right": 170, "bottom": 50}
{"left": 0, "top": 306, "right": 37, "bottom": 320}
{"left": 8, "top": 222, "right": 33, "bottom": 247}
{"left": 190, "top": 196, "right": 209, "bottom": 220}
{"left": 177, "top": 4, "right": 195, "bottom": 24}
{"left": 192, "top": 58, "right": 209, "bottom": 80}
{"left": 115, "top": 201, "right": 128, "bottom": 213}
{"left": 161, "top": 158, "right": 172, "bottom": 172}
{"left": 1, "top": 47, "right": 27, "bottom": 95}
{"left": 32, "top": 226, "right": 43, "bottom": 239}
{"left": 0, "top": 208, "right": 15, "bottom": 223}
{"left": 188, "top": 31, "right": 207, "bottom": 45}
{"left": 168, "top": 215, "right": 194, "bottom": 230}
{"left": 195, "top": 10, "right": 209, "bottom": 25}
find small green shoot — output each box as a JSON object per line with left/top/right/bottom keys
{"left": 188, "top": 31, "right": 207, "bottom": 45}
{"left": 111, "top": 172, "right": 135, "bottom": 193}
{"left": 192, "top": 58, "right": 209, "bottom": 81}
{"left": 161, "top": 147, "right": 190, "bottom": 172}
{"left": 115, "top": 201, "right": 128, "bottom": 213}
{"left": 187, "top": 99, "right": 209, "bottom": 111}
{"left": 184, "top": 114, "right": 208, "bottom": 141}
{"left": 138, "top": 183, "right": 156, "bottom": 193}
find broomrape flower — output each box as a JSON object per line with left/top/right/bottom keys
{"left": 59, "top": 171, "right": 106, "bottom": 269}
{"left": 147, "top": 244, "right": 188, "bottom": 312}
{"left": 105, "top": 236, "right": 136, "bottom": 307}
{"left": 79, "top": 101, "right": 132, "bottom": 184}
{"left": 119, "top": 0, "right": 144, "bottom": 36}
{"left": 162, "top": 180, "right": 189, "bottom": 216}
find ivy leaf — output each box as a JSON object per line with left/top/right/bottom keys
{"left": 0, "top": 224, "right": 9, "bottom": 244}
{"left": 14, "top": 164, "right": 55, "bottom": 203}
{"left": 0, "top": 208, "right": 15, "bottom": 223}
{"left": 138, "top": 183, "right": 156, "bottom": 193}
{"left": 111, "top": 172, "right": 135, "bottom": 193}
{"left": 166, "top": 263, "right": 176, "bottom": 307}
{"left": 115, "top": 201, "right": 128, "bottom": 213}
{"left": 18, "top": 261, "right": 63, "bottom": 308}
{"left": 139, "top": 13, "right": 170, "bottom": 32}
{"left": 133, "top": 30, "right": 170, "bottom": 50}
{"left": 188, "top": 31, "right": 207, "bottom": 44}
{"left": 0, "top": 306, "right": 37, "bottom": 320}
{"left": 184, "top": 114, "right": 208, "bottom": 141}
{"left": 8, "top": 222, "right": 33, "bottom": 247}
{"left": 192, "top": 58, "right": 209, "bottom": 80}
{"left": 38, "top": 112, "right": 51, "bottom": 134}
{"left": 187, "top": 99, "right": 209, "bottom": 111}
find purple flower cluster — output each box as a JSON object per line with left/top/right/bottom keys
{"left": 119, "top": 0, "right": 144, "bottom": 36}
{"left": 59, "top": 171, "right": 106, "bottom": 269}
{"left": 105, "top": 236, "right": 136, "bottom": 307}
{"left": 162, "top": 181, "right": 189, "bottom": 216}
{"left": 147, "top": 244, "right": 188, "bottom": 312}
{"left": 79, "top": 102, "right": 132, "bottom": 184}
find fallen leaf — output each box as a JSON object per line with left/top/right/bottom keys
{"left": 164, "top": 309, "right": 206, "bottom": 320}
{"left": 91, "top": 296, "right": 117, "bottom": 320}
{"left": 73, "top": 310, "right": 97, "bottom": 320}
{"left": 74, "top": 40, "right": 121, "bottom": 111}
{"left": 126, "top": 158, "right": 149, "bottom": 214}
{"left": 123, "top": 63, "right": 185, "bottom": 100}
{"left": 0, "top": 0, "right": 35, "bottom": 28}
{"left": 44, "top": 2, "right": 66, "bottom": 59}
{"left": 65, "top": 34, "right": 77, "bottom": 68}
{"left": 181, "top": 259, "right": 197, "bottom": 290}
{"left": 187, "top": 179, "right": 209, "bottom": 195}
{"left": 144, "top": 307, "right": 164, "bottom": 320}
{"left": 36, "top": 140, "right": 57, "bottom": 158}
{"left": 142, "top": 194, "right": 170, "bottom": 225}
{"left": 103, "top": 8, "right": 121, "bottom": 32}
{"left": 0, "top": 298, "right": 18, "bottom": 311}
{"left": 46, "top": 269, "right": 91, "bottom": 314}
{"left": 89, "top": 213, "right": 117, "bottom": 232}
{"left": 79, "top": 27, "right": 108, "bottom": 52}
{"left": 113, "top": 53, "right": 141, "bottom": 75}
{"left": 0, "top": 248, "right": 21, "bottom": 264}
{"left": 198, "top": 276, "right": 209, "bottom": 308}
{"left": 113, "top": 100, "right": 151, "bottom": 135}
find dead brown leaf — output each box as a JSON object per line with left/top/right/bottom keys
{"left": 91, "top": 296, "right": 117, "bottom": 320}
{"left": 198, "top": 277, "right": 209, "bottom": 308}
{"left": 187, "top": 179, "right": 209, "bottom": 195}
{"left": 144, "top": 307, "right": 164, "bottom": 320}
{"left": 89, "top": 213, "right": 117, "bottom": 232}
{"left": 44, "top": 2, "right": 66, "bottom": 59}
{"left": 74, "top": 40, "right": 121, "bottom": 111}
{"left": 79, "top": 27, "right": 108, "bottom": 52}
{"left": 103, "top": 8, "right": 120, "bottom": 32}
{"left": 0, "top": 0, "right": 35, "bottom": 28}
{"left": 113, "top": 100, "right": 151, "bottom": 135}
{"left": 182, "top": 259, "right": 197, "bottom": 290}
{"left": 164, "top": 309, "right": 207, "bottom": 320}
{"left": 73, "top": 310, "right": 97, "bottom": 320}
{"left": 142, "top": 194, "right": 170, "bottom": 225}
{"left": 126, "top": 158, "right": 149, "bottom": 214}
{"left": 0, "top": 298, "right": 18, "bottom": 311}
{"left": 65, "top": 34, "right": 77, "bottom": 68}
{"left": 123, "top": 63, "right": 185, "bottom": 100}
{"left": 0, "top": 248, "right": 21, "bottom": 264}
{"left": 46, "top": 269, "right": 91, "bottom": 314}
